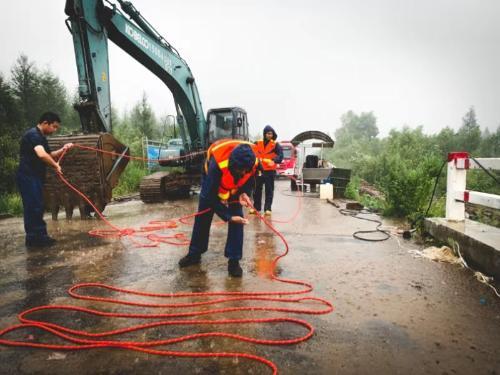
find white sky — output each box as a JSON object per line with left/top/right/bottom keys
{"left": 1, "top": 0, "right": 499, "bottom": 140}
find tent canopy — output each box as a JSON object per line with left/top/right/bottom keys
{"left": 290, "top": 131, "right": 334, "bottom": 148}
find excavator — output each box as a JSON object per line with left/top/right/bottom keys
{"left": 45, "top": 0, "right": 250, "bottom": 219}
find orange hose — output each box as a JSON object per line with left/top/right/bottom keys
{"left": 0, "top": 144, "right": 333, "bottom": 374}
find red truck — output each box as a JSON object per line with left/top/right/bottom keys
{"left": 276, "top": 141, "right": 297, "bottom": 177}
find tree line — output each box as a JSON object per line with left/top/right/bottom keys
{"left": 326, "top": 110, "right": 500, "bottom": 223}
{"left": 1, "top": 55, "right": 498, "bottom": 223}
{"left": 0, "top": 55, "right": 175, "bottom": 198}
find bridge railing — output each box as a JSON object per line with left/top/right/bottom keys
{"left": 446, "top": 152, "right": 500, "bottom": 221}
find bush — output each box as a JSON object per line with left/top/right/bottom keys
{"left": 0, "top": 193, "right": 23, "bottom": 216}
{"left": 360, "top": 194, "right": 386, "bottom": 212}
{"left": 378, "top": 154, "right": 441, "bottom": 218}
{"left": 344, "top": 176, "right": 360, "bottom": 200}
{"left": 113, "top": 163, "right": 148, "bottom": 196}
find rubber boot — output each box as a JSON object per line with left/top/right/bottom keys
{"left": 228, "top": 259, "right": 243, "bottom": 277}
{"left": 26, "top": 236, "right": 56, "bottom": 248}
{"left": 178, "top": 254, "right": 201, "bottom": 268}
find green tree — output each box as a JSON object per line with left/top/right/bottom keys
{"left": 328, "top": 110, "right": 381, "bottom": 173}
{"left": 159, "top": 114, "right": 178, "bottom": 140}
{"left": 0, "top": 73, "right": 22, "bottom": 194}
{"left": 456, "top": 107, "right": 481, "bottom": 154}
{"left": 335, "top": 111, "right": 378, "bottom": 143}
{"left": 478, "top": 126, "right": 500, "bottom": 157}
{"left": 130, "top": 92, "right": 158, "bottom": 140}
{"left": 114, "top": 109, "right": 142, "bottom": 157}
{"left": 38, "top": 70, "right": 79, "bottom": 132}
{"left": 10, "top": 54, "right": 41, "bottom": 128}
{"left": 0, "top": 73, "right": 21, "bottom": 135}
{"left": 433, "top": 126, "right": 458, "bottom": 157}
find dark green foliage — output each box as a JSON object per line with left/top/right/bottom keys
{"left": 0, "top": 55, "right": 81, "bottom": 197}
{"left": 344, "top": 176, "right": 360, "bottom": 200}
{"left": 0, "top": 193, "right": 22, "bottom": 216}
{"left": 0, "top": 55, "right": 166, "bottom": 214}
{"left": 327, "top": 109, "right": 498, "bottom": 222}
{"left": 377, "top": 153, "right": 442, "bottom": 218}
{"left": 0, "top": 73, "right": 23, "bottom": 194}
{"left": 113, "top": 163, "right": 148, "bottom": 196}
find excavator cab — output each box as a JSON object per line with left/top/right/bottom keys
{"left": 207, "top": 107, "right": 250, "bottom": 143}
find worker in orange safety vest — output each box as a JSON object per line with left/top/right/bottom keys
{"left": 179, "top": 139, "right": 258, "bottom": 277}
{"left": 250, "top": 125, "right": 283, "bottom": 216}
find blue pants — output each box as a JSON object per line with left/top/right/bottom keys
{"left": 253, "top": 171, "right": 275, "bottom": 212}
{"left": 188, "top": 199, "right": 244, "bottom": 260}
{"left": 16, "top": 172, "right": 48, "bottom": 241}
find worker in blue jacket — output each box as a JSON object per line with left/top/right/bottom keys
{"left": 16, "top": 112, "right": 73, "bottom": 247}
{"left": 179, "top": 140, "right": 258, "bottom": 277}
{"left": 250, "top": 125, "right": 283, "bottom": 215}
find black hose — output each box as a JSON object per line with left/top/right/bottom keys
{"left": 471, "top": 157, "right": 500, "bottom": 186}
{"left": 338, "top": 208, "right": 391, "bottom": 242}
{"left": 409, "top": 159, "right": 447, "bottom": 230}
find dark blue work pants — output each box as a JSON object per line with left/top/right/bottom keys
{"left": 16, "top": 172, "right": 48, "bottom": 241}
{"left": 189, "top": 199, "right": 243, "bottom": 260}
{"left": 188, "top": 199, "right": 244, "bottom": 260}
{"left": 253, "top": 171, "right": 275, "bottom": 212}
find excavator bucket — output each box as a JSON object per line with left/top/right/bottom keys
{"left": 44, "top": 133, "right": 129, "bottom": 220}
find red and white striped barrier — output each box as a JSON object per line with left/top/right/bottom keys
{"left": 446, "top": 152, "right": 500, "bottom": 221}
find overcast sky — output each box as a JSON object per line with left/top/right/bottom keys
{"left": 1, "top": 0, "right": 499, "bottom": 140}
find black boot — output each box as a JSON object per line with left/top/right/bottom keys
{"left": 178, "top": 254, "right": 201, "bottom": 268}
{"left": 228, "top": 259, "right": 243, "bottom": 277}
{"left": 26, "top": 236, "right": 56, "bottom": 248}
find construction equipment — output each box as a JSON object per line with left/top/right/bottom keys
{"left": 46, "top": 0, "right": 250, "bottom": 218}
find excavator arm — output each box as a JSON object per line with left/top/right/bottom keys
{"left": 64, "top": 0, "right": 206, "bottom": 150}
{"left": 45, "top": 0, "right": 251, "bottom": 216}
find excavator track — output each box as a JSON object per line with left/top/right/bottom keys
{"left": 139, "top": 171, "right": 200, "bottom": 203}
{"left": 139, "top": 172, "right": 168, "bottom": 203}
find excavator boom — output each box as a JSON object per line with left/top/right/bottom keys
{"left": 64, "top": 0, "right": 206, "bottom": 149}
{"left": 45, "top": 0, "right": 251, "bottom": 218}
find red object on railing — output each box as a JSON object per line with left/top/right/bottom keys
{"left": 448, "top": 152, "right": 470, "bottom": 169}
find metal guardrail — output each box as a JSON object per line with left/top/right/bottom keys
{"left": 446, "top": 152, "right": 500, "bottom": 221}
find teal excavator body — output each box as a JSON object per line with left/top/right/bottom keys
{"left": 65, "top": 0, "right": 207, "bottom": 149}
{"left": 51, "top": 0, "right": 250, "bottom": 209}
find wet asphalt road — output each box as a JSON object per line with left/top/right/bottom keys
{"left": 0, "top": 180, "right": 499, "bottom": 374}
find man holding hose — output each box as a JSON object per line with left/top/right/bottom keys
{"left": 17, "top": 111, "right": 73, "bottom": 248}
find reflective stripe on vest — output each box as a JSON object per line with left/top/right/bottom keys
{"left": 255, "top": 139, "right": 278, "bottom": 171}
{"left": 204, "top": 139, "right": 257, "bottom": 200}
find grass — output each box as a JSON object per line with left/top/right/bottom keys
{"left": 113, "top": 163, "right": 149, "bottom": 197}
{"left": 0, "top": 193, "right": 23, "bottom": 216}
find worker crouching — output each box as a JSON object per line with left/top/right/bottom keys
{"left": 179, "top": 140, "right": 258, "bottom": 277}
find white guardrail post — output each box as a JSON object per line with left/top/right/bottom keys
{"left": 446, "top": 152, "right": 500, "bottom": 222}
{"left": 446, "top": 152, "right": 469, "bottom": 221}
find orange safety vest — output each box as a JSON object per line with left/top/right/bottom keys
{"left": 204, "top": 139, "right": 258, "bottom": 200}
{"left": 255, "top": 139, "right": 278, "bottom": 171}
